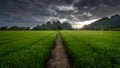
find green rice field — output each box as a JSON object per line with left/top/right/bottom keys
{"left": 0, "top": 31, "right": 120, "bottom": 68}
{"left": 0, "top": 31, "right": 57, "bottom": 68}
{"left": 61, "top": 31, "right": 120, "bottom": 68}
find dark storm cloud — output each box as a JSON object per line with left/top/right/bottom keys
{"left": 0, "top": 0, "right": 120, "bottom": 27}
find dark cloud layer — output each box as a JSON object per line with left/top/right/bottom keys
{"left": 0, "top": 0, "right": 120, "bottom": 27}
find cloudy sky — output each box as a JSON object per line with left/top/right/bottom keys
{"left": 0, "top": 0, "right": 120, "bottom": 28}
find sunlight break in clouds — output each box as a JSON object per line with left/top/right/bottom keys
{"left": 73, "top": 19, "right": 99, "bottom": 28}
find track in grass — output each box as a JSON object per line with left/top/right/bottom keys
{"left": 47, "top": 32, "right": 70, "bottom": 68}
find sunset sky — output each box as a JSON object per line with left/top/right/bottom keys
{"left": 0, "top": 0, "right": 120, "bottom": 28}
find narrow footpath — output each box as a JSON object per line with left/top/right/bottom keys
{"left": 47, "top": 32, "right": 70, "bottom": 68}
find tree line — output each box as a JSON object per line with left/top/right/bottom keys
{"left": 33, "top": 21, "right": 72, "bottom": 30}
{"left": 0, "top": 26, "right": 30, "bottom": 30}
{"left": 0, "top": 20, "right": 72, "bottom": 30}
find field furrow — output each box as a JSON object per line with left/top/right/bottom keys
{"left": 61, "top": 31, "right": 120, "bottom": 68}
{"left": 0, "top": 31, "right": 57, "bottom": 68}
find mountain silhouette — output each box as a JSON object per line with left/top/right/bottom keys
{"left": 83, "top": 14, "right": 120, "bottom": 30}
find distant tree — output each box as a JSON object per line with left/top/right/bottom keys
{"left": 52, "top": 21, "right": 61, "bottom": 30}
{"left": 8, "top": 26, "right": 30, "bottom": 30}
{"left": 32, "top": 20, "right": 72, "bottom": 30}
{"left": 61, "top": 22, "right": 72, "bottom": 30}
{"left": 10, "top": 26, "right": 18, "bottom": 30}
{"left": 46, "top": 22, "right": 52, "bottom": 30}
{"left": 0, "top": 26, "right": 30, "bottom": 30}
{"left": 0, "top": 26, "right": 9, "bottom": 30}
{"left": 26, "top": 27, "right": 30, "bottom": 30}
{"left": 33, "top": 25, "right": 41, "bottom": 30}
{"left": 41, "top": 24, "right": 46, "bottom": 30}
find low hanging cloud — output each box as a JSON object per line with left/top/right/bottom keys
{"left": 0, "top": 0, "right": 120, "bottom": 27}
{"left": 56, "top": 5, "right": 76, "bottom": 11}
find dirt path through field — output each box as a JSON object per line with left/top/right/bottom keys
{"left": 47, "top": 32, "right": 70, "bottom": 68}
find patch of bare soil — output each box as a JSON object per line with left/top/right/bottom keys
{"left": 47, "top": 32, "right": 70, "bottom": 68}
